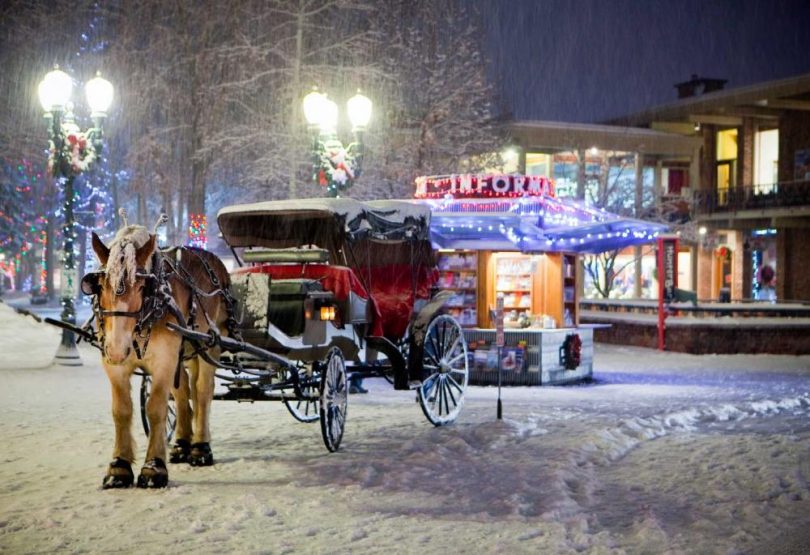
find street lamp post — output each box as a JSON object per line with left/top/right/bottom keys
{"left": 302, "top": 88, "right": 372, "bottom": 197}
{"left": 38, "top": 66, "right": 113, "bottom": 366}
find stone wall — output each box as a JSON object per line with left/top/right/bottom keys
{"left": 587, "top": 318, "right": 810, "bottom": 355}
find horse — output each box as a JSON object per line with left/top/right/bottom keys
{"left": 84, "top": 223, "right": 234, "bottom": 488}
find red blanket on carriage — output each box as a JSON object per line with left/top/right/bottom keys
{"left": 234, "top": 263, "right": 437, "bottom": 340}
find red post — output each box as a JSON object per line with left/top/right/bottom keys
{"left": 657, "top": 236, "right": 679, "bottom": 351}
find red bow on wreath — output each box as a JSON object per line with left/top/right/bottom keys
{"left": 67, "top": 133, "right": 87, "bottom": 150}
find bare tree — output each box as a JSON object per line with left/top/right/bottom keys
{"left": 581, "top": 152, "right": 649, "bottom": 299}
{"left": 360, "top": 0, "right": 502, "bottom": 198}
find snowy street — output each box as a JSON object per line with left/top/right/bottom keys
{"left": 1, "top": 302, "right": 810, "bottom": 554}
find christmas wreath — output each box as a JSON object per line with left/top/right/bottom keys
{"left": 317, "top": 140, "right": 357, "bottom": 196}
{"left": 560, "top": 333, "right": 582, "bottom": 370}
{"left": 716, "top": 246, "right": 731, "bottom": 261}
{"left": 47, "top": 127, "right": 98, "bottom": 177}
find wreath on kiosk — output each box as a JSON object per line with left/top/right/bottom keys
{"left": 560, "top": 333, "right": 582, "bottom": 370}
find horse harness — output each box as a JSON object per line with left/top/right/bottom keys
{"left": 82, "top": 246, "right": 239, "bottom": 362}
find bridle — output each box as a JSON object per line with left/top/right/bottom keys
{"left": 81, "top": 251, "right": 173, "bottom": 360}
{"left": 80, "top": 246, "right": 240, "bottom": 363}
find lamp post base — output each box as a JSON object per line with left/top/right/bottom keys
{"left": 53, "top": 341, "right": 82, "bottom": 367}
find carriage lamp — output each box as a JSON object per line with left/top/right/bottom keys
{"left": 319, "top": 305, "right": 337, "bottom": 321}
{"left": 303, "top": 87, "right": 372, "bottom": 198}
{"left": 39, "top": 66, "right": 114, "bottom": 366}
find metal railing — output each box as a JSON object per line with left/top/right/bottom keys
{"left": 694, "top": 179, "right": 810, "bottom": 214}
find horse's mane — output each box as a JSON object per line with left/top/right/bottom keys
{"left": 106, "top": 225, "right": 152, "bottom": 289}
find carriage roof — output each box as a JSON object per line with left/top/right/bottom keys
{"left": 217, "top": 198, "right": 431, "bottom": 249}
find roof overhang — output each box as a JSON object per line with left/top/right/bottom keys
{"left": 420, "top": 196, "right": 667, "bottom": 253}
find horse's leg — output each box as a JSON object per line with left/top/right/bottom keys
{"left": 169, "top": 362, "right": 193, "bottom": 464}
{"left": 188, "top": 352, "right": 217, "bottom": 466}
{"left": 137, "top": 363, "right": 172, "bottom": 488}
{"left": 102, "top": 365, "right": 135, "bottom": 489}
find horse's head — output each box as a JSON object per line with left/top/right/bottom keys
{"left": 86, "top": 229, "right": 157, "bottom": 365}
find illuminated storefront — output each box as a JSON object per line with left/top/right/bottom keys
{"left": 415, "top": 173, "right": 666, "bottom": 385}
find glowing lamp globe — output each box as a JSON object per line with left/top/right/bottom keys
{"left": 320, "top": 97, "right": 338, "bottom": 133}
{"left": 347, "top": 91, "right": 372, "bottom": 130}
{"left": 38, "top": 67, "right": 73, "bottom": 112}
{"left": 85, "top": 72, "right": 114, "bottom": 116}
{"left": 303, "top": 89, "right": 327, "bottom": 127}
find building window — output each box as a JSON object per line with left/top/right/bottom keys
{"left": 662, "top": 166, "right": 689, "bottom": 196}
{"left": 526, "top": 153, "right": 551, "bottom": 177}
{"left": 754, "top": 128, "right": 778, "bottom": 194}
{"left": 716, "top": 128, "right": 738, "bottom": 204}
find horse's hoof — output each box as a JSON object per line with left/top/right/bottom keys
{"left": 136, "top": 458, "right": 168, "bottom": 488}
{"left": 169, "top": 439, "right": 191, "bottom": 464}
{"left": 102, "top": 458, "right": 134, "bottom": 489}
{"left": 188, "top": 442, "right": 214, "bottom": 467}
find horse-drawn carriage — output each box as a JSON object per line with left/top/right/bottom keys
{"left": 55, "top": 199, "right": 470, "bottom": 465}
{"left": 205, "top": 198, "right": 470, "bottom": 451}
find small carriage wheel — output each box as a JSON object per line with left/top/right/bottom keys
{"left": 284, "top": 365, "right": 320, "bottom": 423}
{"left": 139, "top": 374, "right": 177, "bottom": 442}
{"left": 417, "top": 314, "right": 469, "bottom": 426}
{"left": 319, "top": 347, "right": 348, "bottom": 452}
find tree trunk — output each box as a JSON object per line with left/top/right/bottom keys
{"left": 288, "top": 0, "right": 305, "bottom": 200}
{"left": 45, "top": 212, "right": 55, "bottom": 300}
{"left": 576, "top": 149, "right": 586, "bottom": 200}
{"left": 634, "top": 153, "right": 644, "bottom": 298}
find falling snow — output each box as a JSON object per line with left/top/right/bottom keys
{"left": 1, "top": 302, "right": 810, "bottom": 553}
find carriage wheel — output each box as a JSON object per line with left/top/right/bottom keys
{"left": 319, "top": 347, "right": 347, "bottom": 452}
{"left": 284, "top": 366, "right": 320, "bottom": 423}
{"left": 139, "top": 374, "right": 177, "bottom": 442}
{"left": 417, "top": 315, "right": 469, "bottom": 426}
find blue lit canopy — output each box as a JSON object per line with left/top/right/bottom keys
{"left": 418, "top": 196, "right": 668, "bottom": 253}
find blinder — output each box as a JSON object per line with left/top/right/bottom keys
{"left": 80, "top": 270, "right": 158, "bottom": 297}
{"left": 135, "top": 272, "right": 158, "bottom": 297}
{"left": 81, "top": 271, "right": 104, "bottom": 296}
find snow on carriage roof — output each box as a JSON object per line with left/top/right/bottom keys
{"left": 217, "top": 198, "right": 432, "bottom": 248}
{"left": 218, "top": 197, "right": 430, "bottom": 223}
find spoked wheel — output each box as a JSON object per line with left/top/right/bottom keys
{"left": 319, "top": 347, "right": 347, "bottom": 452}
{"left": 139, "top": 374, "right": 177, "bottom": 442}
{"left": 284, "top": 365, "right": 320, "bottom": 423}
{"left": 417, "top": 314, "right": 469, "bottom": 426}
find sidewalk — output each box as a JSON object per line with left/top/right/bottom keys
{"left": 0, "top": 291, "right": 93, "bottom": 324}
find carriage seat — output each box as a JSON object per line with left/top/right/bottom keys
{"left": 233, "top": 263, "right": 382, "bottom": 335}
{"left": 242, "top": 248, "right": 329, "bottom": 264}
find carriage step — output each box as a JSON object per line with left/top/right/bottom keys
{"left": 407, "top": 380, "right": 423, "bottom": 390}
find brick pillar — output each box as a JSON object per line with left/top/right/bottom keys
{"left": 741, "top": 236, "right": 753, "bottom": 299}
{"left": 740, "top": 118, "right": 755, "bottom": 188}
{"left": 697, "top": 245, "right": 713, "bottom": 301}
{"left": 699, "top": 124, "right": 716, "bottom": 194}
{"left": 779, "top": 228, "right": 810, "bottom": 301}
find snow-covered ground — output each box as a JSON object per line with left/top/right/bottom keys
{"left": 2, "top": 301, "right": 810, "bottom": 553}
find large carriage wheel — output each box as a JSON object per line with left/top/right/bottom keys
{"left": 284, "top": 365, "right": 320, "bottom": 423}
{"left": 319, "top": 347, "right": 347, "bottom": 452}
{"left": 139, "top": 374, "right": 177, "bottom": 442}
{"left": 417, "top": 314, "right": 469, "bottom": 426}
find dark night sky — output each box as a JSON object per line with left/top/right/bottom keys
{"left": 480, "top": 0, "right": 810, "bottom": 123}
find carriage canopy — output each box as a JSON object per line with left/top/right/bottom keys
{"left": 217, "top": 198, "right": 431, "bottom": 251}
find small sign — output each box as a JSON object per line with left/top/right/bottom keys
{"left": 61, "top": 267, "right": 79, "bottom": 298}
{"left": 660, "top": 238, "right": 678, "bottom": 303}
{"left": 495, "top": 293, "right": 505, "bottom": 347}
